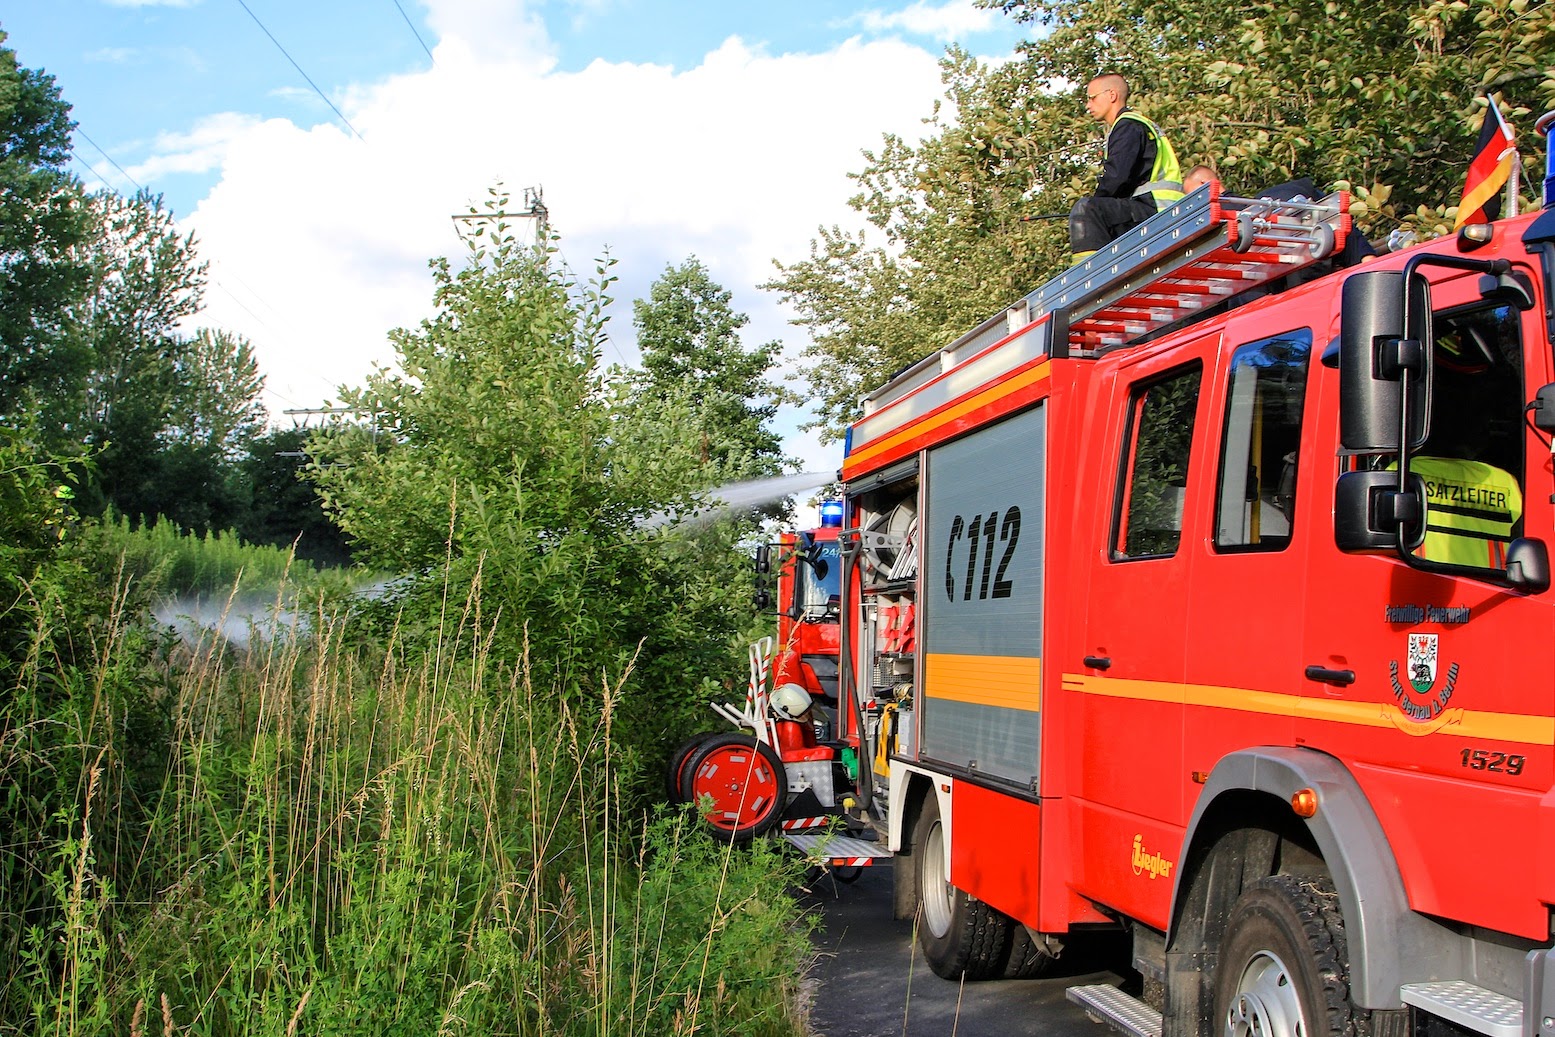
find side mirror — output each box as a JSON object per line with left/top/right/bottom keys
{"left": 753, "top": 588, "right": 772, "bottom": 610}
{"left": 1478, "top": 270, "right": 1534, "bottom": 311}
{"left": 1338, "top": 271, "right": 1432, "bottom": 452}
{"left": 1334, "top": 469, "right": 1426, "bottom": 553}
{"left": 1529, "top": 383, "right": 1555, "bottom": 434}
{"left": 754, "top": 543, "right": 771, "bottom": 575}
{"left": 1505, "top": 539, "right": 1551, "bottom": 594}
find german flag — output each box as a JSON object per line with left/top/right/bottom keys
{"left": 1455, "top": 96, "right": 1517, "bottom": 229}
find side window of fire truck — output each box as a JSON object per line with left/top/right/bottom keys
{"left": 1410, "top": 301, "right": 1526, "bottom": 568}
{"left": 1113, "top": 363, "right": 1203, "bottom": 559}
{"left": 1214, "top": 328, "right": 1313, "bottom": 552}
{"left": 798, "top": 540, "right": 842, "bottom": 617}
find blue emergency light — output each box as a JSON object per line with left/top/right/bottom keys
{"left": 818, "top": 499, "right": 844, "bottom": 527}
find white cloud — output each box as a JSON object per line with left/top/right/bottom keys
{"left": 173, "top": 16, "right": 954, "bottom": 471}
{"left": 102, "top": 0, "right": 201, "bottom": 8}
{"left": 421, "top": 0, "right": 557, "bottom": 67}
{"left": 129, "top": 112, "right": 264, "bottom": 181}
{"left": 844, "top": 0, "right": 999, "bottom": 42}
{"left": 85, "top": 47, "right": 138, "bottom": 64}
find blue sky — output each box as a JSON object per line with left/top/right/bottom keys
{"left": 2, "top": 1, "right": 1031, "bottom": 473}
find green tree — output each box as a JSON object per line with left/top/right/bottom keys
{"left": 238, "top": 425, "right": 353, "bottom": 565}
{"left": 51, "top": 190, "right": 243, "bottom": 528}
{"left": 627, "top": 257, "right": 790, "bottom": 483}
{"left": 309, "top": 190, "right": 754, "bottom": 769}
{"left": 166, "top": 328, "right": 266, "bottom": 460}
{"left": 772, "top": 0, "right": 1555, "bottom": 439}
{"left": 0, "top": 32, "right": 92, "bottom": 415}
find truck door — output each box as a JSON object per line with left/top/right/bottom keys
{"left": 1073, "top": 336, "right": 1213, "bottom": 926}
{"left": 920, "top": 404, "right": 1047, "bottom": 789}
{"left": 1302, "top": 261, "right": 1554, "bottom": 940}
{"left": 1182, "top": 325, "right": 1316, "bottom": 785}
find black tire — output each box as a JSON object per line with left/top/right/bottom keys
{"left": 1000, "top": 922, "right": 1057, "bottom": 979}
{"left": 913, "top": 793, "right": 1009, "bottom": 980}
{"left": 665, "top": 732, "right": 720, "bottom": 803}
{"left": 1214, "top": 874, "right": 1364, "bottom": 1037}
{"left": 833, "top": 864, "right": 864, "bottom": 884}
{"left": 680, "top": 733, "right": 787, "bottom": 843}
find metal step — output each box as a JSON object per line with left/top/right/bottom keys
{"left": 1067, "top": 984, "right": 1163, "bottom": 1037}
{"left": 1401, "top": 981, "right": 1522, "bottom": 1037}
{"left": 781, "top": 831, "right": 892, "bottom": 866}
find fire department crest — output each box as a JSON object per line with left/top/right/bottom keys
{"left": 1408, "top": 634, "right": 1437, "bottom": 692}
{"left": 1389, "top": 633, "right": 1459, "bottom": 723}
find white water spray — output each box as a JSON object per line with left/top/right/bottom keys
{"left": 641, "top": 470, "right": 835, "bottom": 528}
{"left": 153, "top": 592, "right": 304, "bottom": 650}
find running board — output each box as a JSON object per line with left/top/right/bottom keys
{"left": 1067, "top": 984, "right": 1163, "bottom": 1037}
{"left": 1401, "top": 981, "right": 1522, "bottom": 1037}
{"left": 781, "top": 831, "right": 893, "bottom": 867}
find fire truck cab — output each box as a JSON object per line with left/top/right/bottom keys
{"left": 756, "top": 502, "right": 845, "bottom": 712}
{"left": 838, "top": 115, "right": 1555, "bottom": 1037}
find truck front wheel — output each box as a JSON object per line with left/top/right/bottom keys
{"left": 1214, "top": 874, "right": 1361, "bottom": 1037}
{"left": 913, "top": 793, "right": 1009, "bottom": 980}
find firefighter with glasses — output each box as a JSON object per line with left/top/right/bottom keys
{"left": 1068, "top": 73, "right": 1183, "bottom": 263}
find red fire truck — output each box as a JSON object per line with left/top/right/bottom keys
{"left": 826, "top": 111, "right": 1555, "bottom": 1037}
{"left": 668, "top": 506, "right": 876, "bottom": 848}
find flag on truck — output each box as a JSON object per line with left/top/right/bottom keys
{"left": 1455, "top": 96, "right": 1517, "bottom": 229}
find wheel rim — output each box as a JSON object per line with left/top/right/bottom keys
{"left": 688, "top": 744, "right": 780, "bottom": 832}
{"left": 1225, "top": 950, "right": 1308, "bottom": 1037}
{"left": 919, "top": 817, "right": 953, "bottom": 939}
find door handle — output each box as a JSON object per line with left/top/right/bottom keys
{"left": 1304, "top": 665, "right": 1355, "bottom": 686}
{"left": 1083, "top": 655, "right": 1112, "bottom": 670}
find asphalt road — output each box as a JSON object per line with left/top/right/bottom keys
{"left": 800, "top": 860, "right": 1130, "bottom": 1037}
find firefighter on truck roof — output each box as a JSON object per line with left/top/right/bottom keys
{"left": 1067, "top": 73, "right": 1183, "bottom": 263}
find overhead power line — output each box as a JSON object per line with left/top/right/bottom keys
{"left": 235, "top": 0, "right": 364, "bottom": 140}
{"left": 75, "top": 128, "right": 144, "bottom": 193}
{"left": 391, "top": 0, "right": 436, "bottom": 65}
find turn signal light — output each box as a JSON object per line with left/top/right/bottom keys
{"left": 1290, "top": 787, "right": 1319, "bottom": 818}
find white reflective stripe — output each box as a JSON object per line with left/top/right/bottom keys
{"left": 1134, "top": 180, "right": 1184, "bottom": 196}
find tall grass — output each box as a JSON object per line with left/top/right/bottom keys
{"left": 2, "top": 569, "right": 814, "bottom": 1036}
{"left": 84, "top": 515, "right": 355, "bottom": 600}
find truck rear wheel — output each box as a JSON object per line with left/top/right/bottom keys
{"left": 1000, "top": 923, "right": 1057, "bottom": 979}
{"left": 913, "top": 793, "right": 1009, "bottom": 979}
{"left": 1214, "top": 874, "right": 1361, "bottom": 1037}
{"left": 680, "top": 733, "right": 787, "bottom": 843}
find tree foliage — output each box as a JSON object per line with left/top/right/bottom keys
{"left": 1, "top": 38, "right": 281, "bottom": 539}
{"left": 309, "top": 190, "right": 759, "bottom": 769}
{"left": 626, "top": 257, "right": 790, "bottom": 484}
{"left": 771, "top": 0, "right": 1555, "bottom": 438}
{"left": 0, "top": 31, "right": 92, "bottom": 415}
{"left": 237, "top": 425, "right": 353, "bottom": 565}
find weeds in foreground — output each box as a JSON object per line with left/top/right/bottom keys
{"left": 2, "top": 571, "right": 813, "bottom": 1036}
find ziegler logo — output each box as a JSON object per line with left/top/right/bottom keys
{"left": 1131, "top": 836, "right": 1174, "bottom": 880}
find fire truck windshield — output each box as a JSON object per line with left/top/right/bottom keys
{"left": 797, "top": 541, "right": 842, "bottom": 620}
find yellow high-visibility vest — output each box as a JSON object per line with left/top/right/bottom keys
{"left": 1410, "top": 456, "right": 1522, "bottom": 568}
{"left": 1115, "top": 111, "right": 1183, "bottom": 208}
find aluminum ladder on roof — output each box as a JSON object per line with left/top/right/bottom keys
{"left": 1034, "top": 181, "right": 1351, "bottom": 352}
{"left": 858, "top": 182, "right": 1353, "bottom": 423}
